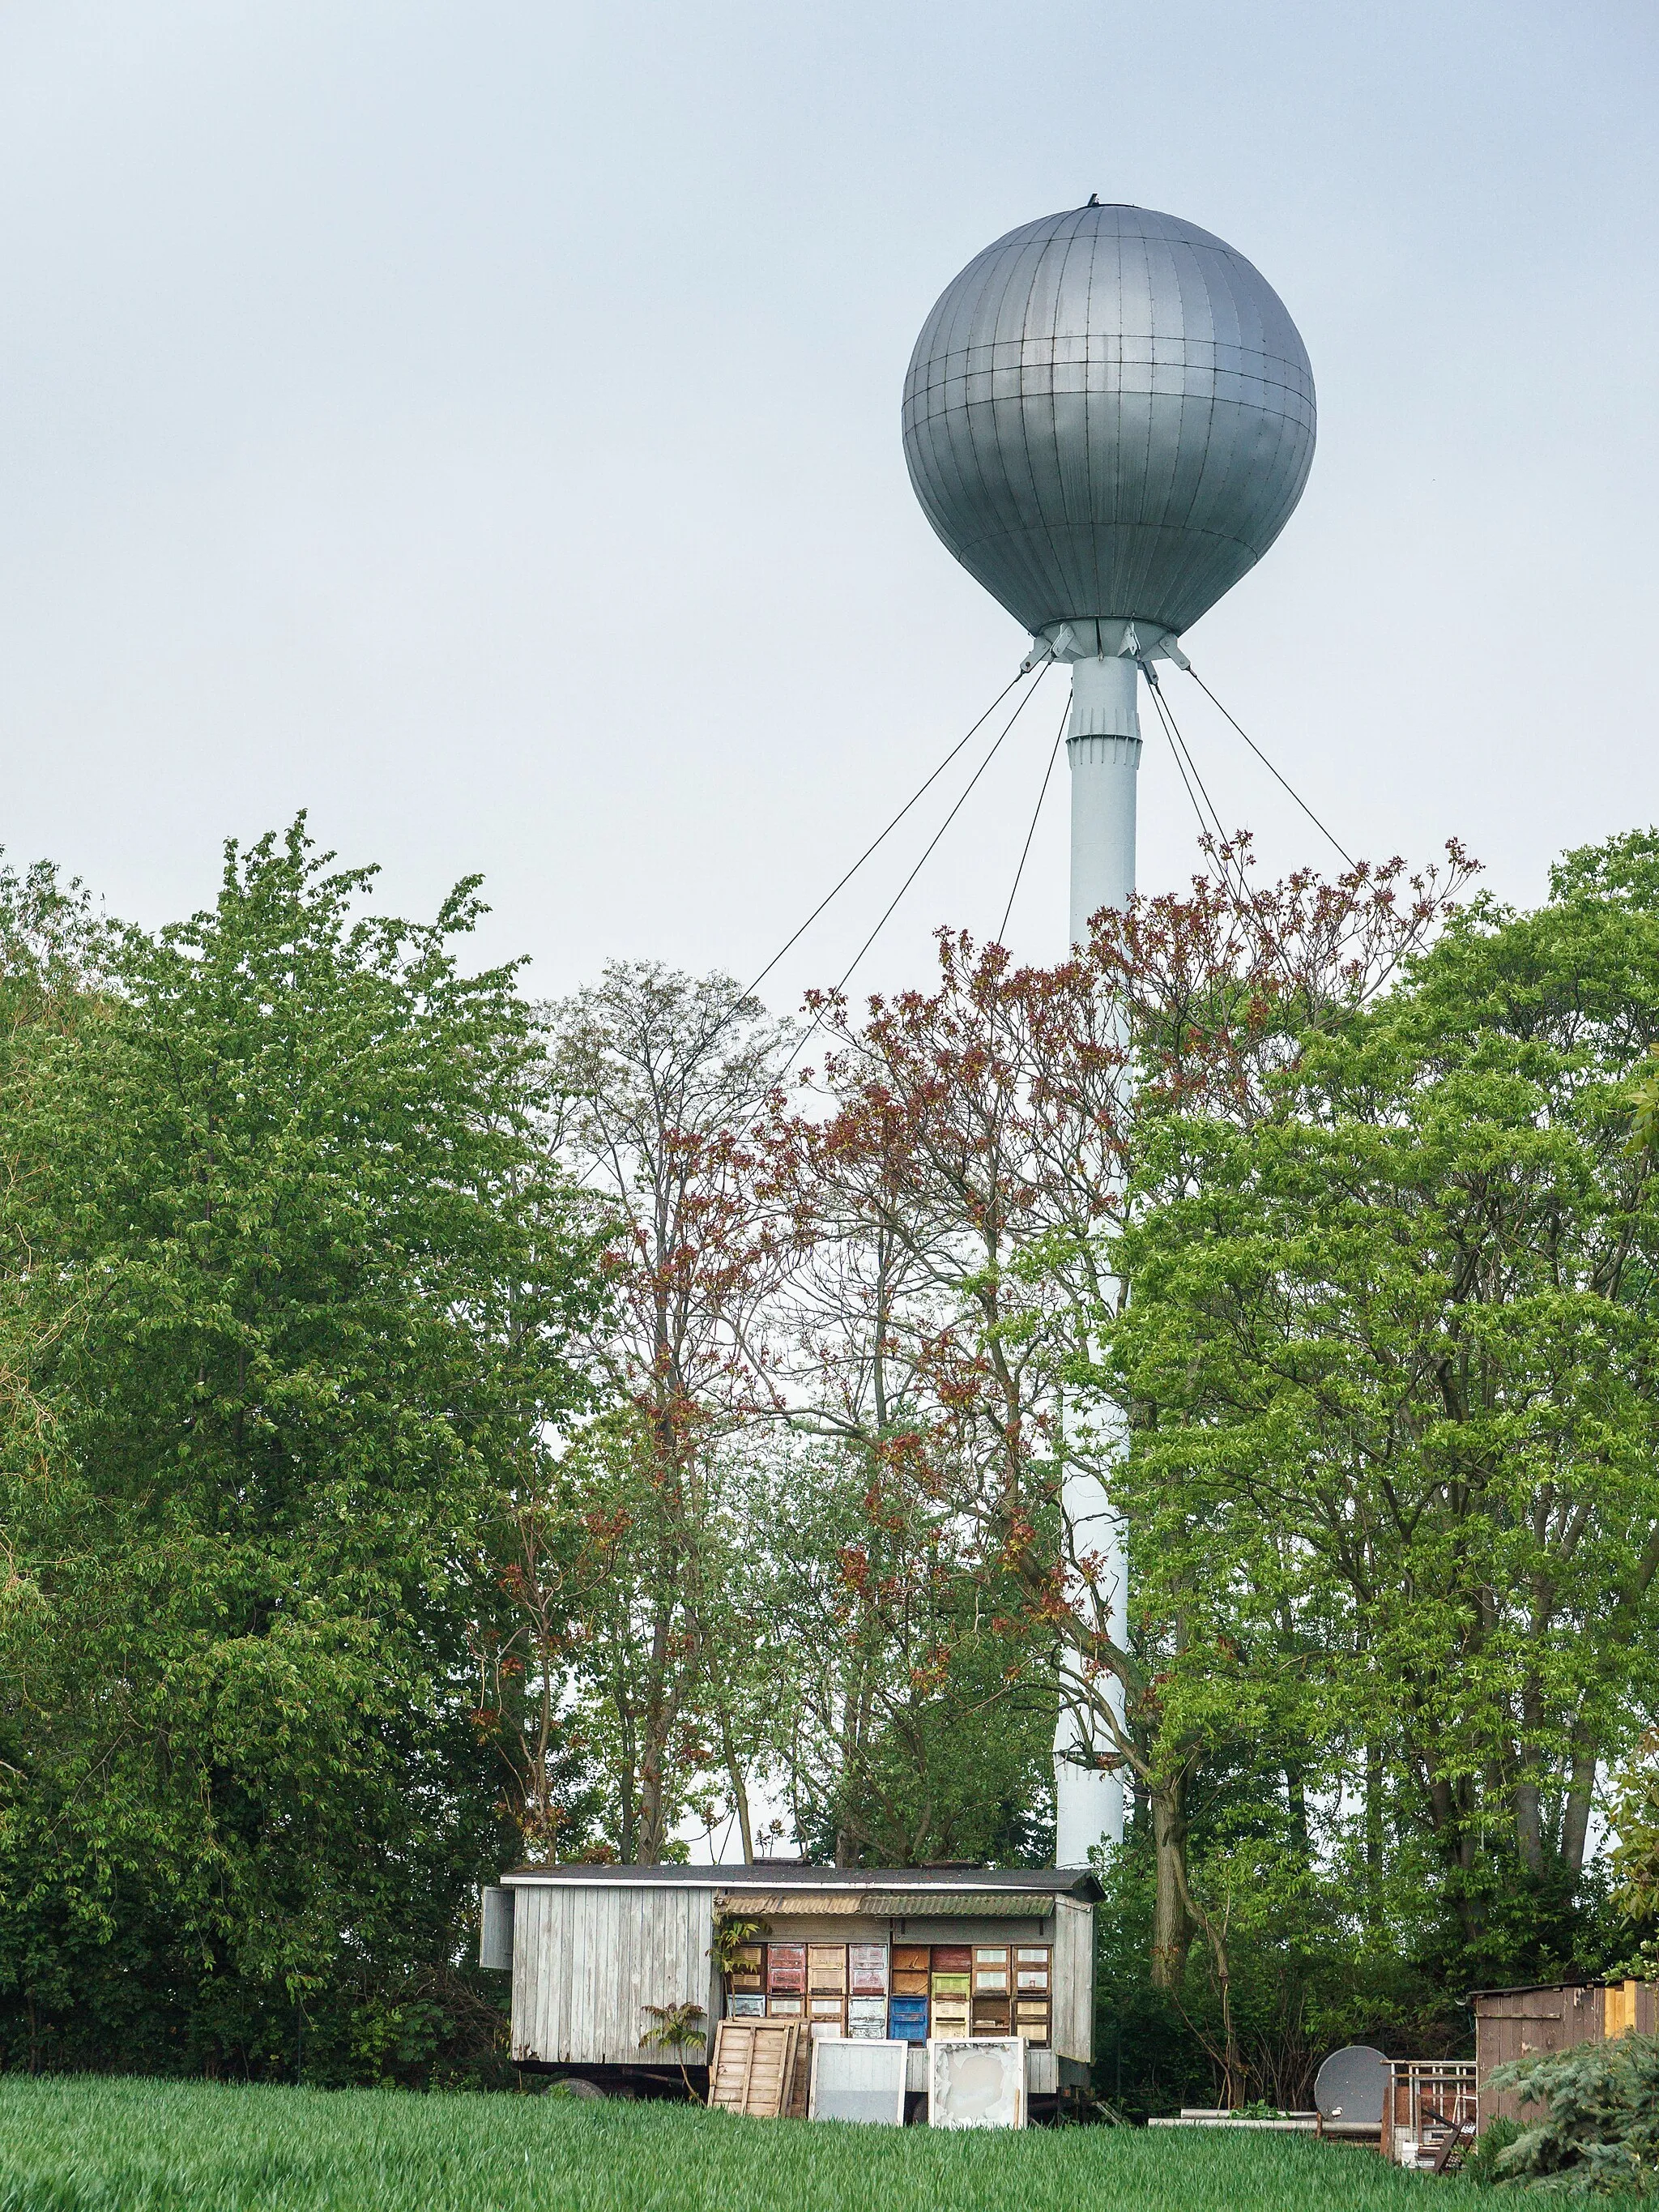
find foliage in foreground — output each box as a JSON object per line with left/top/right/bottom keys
{"left": 0, "top": 826, "right": 607, "bottom": 2082}
{"left": 1486, "top": 2031, "right": 1659, "bottom": 2194}
{"left": 0, "top": 2073, "right": 1452, "bottom": 2212}
{"left": 1104, "top": 829, "right": 1659, "bottom": 2083}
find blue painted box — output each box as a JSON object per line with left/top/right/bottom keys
{"left": 888, "top": 1996, "right": 929, "bottom": 2043}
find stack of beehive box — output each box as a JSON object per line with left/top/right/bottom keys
{"left": 889, "top": 1945, "right": 930, "bottom": 2043}
{"left": 766, "top": 1942, "right": 805, "bottom": 2022}
{"left": 807, "top": 1944, "right": 847, "bottom": 2031}
{"left": 726, "top": 1942, "right": 766, "bottom": 2019}
{"left": 930, "top": 1946, "right": 972, "bottom": 2038}
{"left": 725, "top": 1937, "right": 1052, "bottom": 2047}
{"left": 1013, "top": 1944, "right": 1050, "bottom": 2045}
{"left": 971, "top": 1945, "right": 1010, "bottom": 2034}
{"left": 847, "top": 1942, "right": 889, "bottom": 2039}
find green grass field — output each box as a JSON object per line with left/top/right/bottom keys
{"left": 0, "top": 2075, "right": 1465, "bottom": 2212}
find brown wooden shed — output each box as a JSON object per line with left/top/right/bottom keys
{"left": 1472, "top": 1980, "right": 1657, "bottom": 2127}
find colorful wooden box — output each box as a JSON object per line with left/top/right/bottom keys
{"left": 808, "top": 1945, "right": 848, "bottom": 1994}
{"left": 768, "top": 1944, "right": 806, "bottom": 1994}
{"left": 848, "top": 1943, "right": 888, "bottom": 1996}
{"left": 973, "top": 1946, "right": 1009, "bottom": 1993}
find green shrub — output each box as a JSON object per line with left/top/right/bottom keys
{"left": 1487, "top": 2030, "right": 1659, "bottom": 2193}
{"left": 1461, "top": 2115, "right": 1521, "bottom": 2188}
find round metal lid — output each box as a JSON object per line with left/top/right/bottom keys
{"left": 1314, "top": 2043, "right": 1389, "bottom": 2124}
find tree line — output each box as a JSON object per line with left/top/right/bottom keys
{"left": 2, "top": 815, "right": 1657, "bottom": 2103}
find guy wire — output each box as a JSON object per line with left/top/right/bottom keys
{"left": 1182, "top": 664, "right": 1356, "bottom": 870}
{"left": 829, "top": 660, "right": 1050, "bottom": 1001}
{"left": 684, "top": 659, "right": 1039, "bottom": 1071}
{"left": 743, "top": 661, "right": 1038, "bottom": 1001}
{"left": 788, "top": 662, "right": 1051, "bottom": 1069}
{"left": 997, "top": 691, "right": 1069, "bottom": 947}
{"left": 1141, "top": 663, "right": 1252, "bottom": 908}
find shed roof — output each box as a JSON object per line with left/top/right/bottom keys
{"left": 1465, "top": 1980, "right": 1605, "bottom": 2003}
{"left": 501, "top": 1862, "right": 1102, "bottom": 1902}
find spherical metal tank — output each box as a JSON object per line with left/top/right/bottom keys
{"left": 902, "top": 203, "right": 1316, "bottom": 642}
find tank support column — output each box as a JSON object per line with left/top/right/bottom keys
{"left": 1054, "top": 645, "right": 1139, "bottom": 1865}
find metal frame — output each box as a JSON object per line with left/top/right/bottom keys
{"left": 926, "top": 2037, "right": 1029, "bottom": 2130}
{"left": 807, "top": 2036, "right": 908, "bottom": 2125}
{"left": 1388, "top": 2059, "right": 1478, "bottom": 2171}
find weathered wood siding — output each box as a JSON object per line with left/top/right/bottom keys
{"left": 1051, "top": 1896, "right": 1094, "bottom": 2062}
{"left": 510, "top": 1881, "right": 720, "bottom": 2065}
{"left": 1475, "top": 1986, "right": 1602, "bottom": 2127}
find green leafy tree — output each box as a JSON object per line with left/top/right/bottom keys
{"left": 1106, "top": 831, "right": 1659, "bottom": 2017}
{"left": 0, "top": 822, "right": 604, "bottom": 2080}
{"left": 770, "top": 843, "right": 1462, "bottom": 1961}
{"left": 638, "top": 2000, "right": 706, "bottom": 2099}
{"left": 1610, "top": 1731, "right": 1659, "bottom": 1978}
{"left": 753, "top": 1432, "right": 1053, "bottom": 1867}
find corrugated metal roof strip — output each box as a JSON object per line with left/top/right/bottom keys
{"left": 725, "top": 1891, "right": 865, "bottom": 1916}
{"left": 862, "top": 1891, "right": 1056, "bottom": 1919}
{"left": 718, "top": 1889, "right": 1056, "bottom": 1919}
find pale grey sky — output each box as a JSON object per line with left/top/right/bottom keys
{"left": 1, "top": 2, "right": 1654, "bottom": 1009}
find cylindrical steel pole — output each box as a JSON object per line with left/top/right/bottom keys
{"left": 1066, "top": 655, "right": 1141, "bottom": 942}
{"left": 1053, "top": 649, "right": 1140, "bottom": 1866}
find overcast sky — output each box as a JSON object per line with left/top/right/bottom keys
{"left": 1, "top": 1, "right": 1654, "bottom": 1010}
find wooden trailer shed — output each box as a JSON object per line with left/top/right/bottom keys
{"left": 480, "top": 1864, "right": 1101, "bottom": 2103}
{"left": 1473, "top": 1980, "right": 1657, "bottom": 2128}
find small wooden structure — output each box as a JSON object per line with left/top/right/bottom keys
{"left": 1472, "top": 1980, "right": 1658, "bottom": 2128}
{"left": 1387, "top": 2059, "right": 1477, "bottom": 2169}
{"left": 707, "top": 2018, "right": 798, "bottom": 2116}
{"left": 480, "top": 1862, "right": 1099, "bottom": 2104}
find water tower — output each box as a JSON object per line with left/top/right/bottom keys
{"left": 902, "top": 201, "right": 1316, "bottom": 1863}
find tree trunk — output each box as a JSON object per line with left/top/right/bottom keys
{"left": 719, "top": 1710, "right": 754, "bottom": 1864}
{"left": 1515, "top": 1676, "right": 1546, "bottom": 1875}
{"left": 1286, "top": 1759, "right": 1311, "bottom": 1868}
{"left": 1364, "top": 1736, "right": 1384, "bottom": 1928}
{"left": 1150, "top": 1771, "right": 1196, "bottom": 1988}
{"left": 1514, "top": 1776, "right": 1544, "bottom": 1877}
{"left": 636, "top": 1591, "right": 680, "bottom": 1864}
{"left": 1562, "top": 1732, "right": 1597, "bottom": 1878}
{"left": 834, "top": 1663, "right": 876, "bottom": 1866}
{"left": 616, "top": 1677, "right": 639, "bottom": 1863}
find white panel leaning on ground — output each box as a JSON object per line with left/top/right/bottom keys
{"left": 928, "top": 2038, "right": 1029, "bottom": 2129}
{"left": 808, "top": 2038, "right": 909, "bottom": 2124}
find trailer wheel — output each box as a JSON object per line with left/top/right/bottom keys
{"left": 560, "top": 2079, "right": 609, "bottom": 2101}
